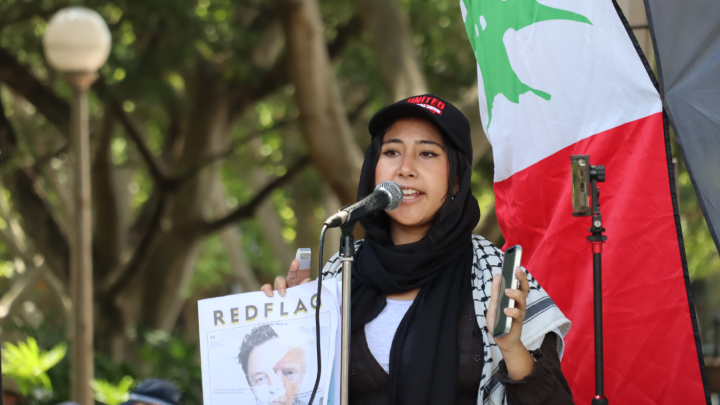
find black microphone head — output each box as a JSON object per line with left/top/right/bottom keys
{"left": 376, "top": 181, "right": 402, "bottom": 210}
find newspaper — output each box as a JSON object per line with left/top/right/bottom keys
{"left": 199, "top": 280, "right": 340, "bottom": 405}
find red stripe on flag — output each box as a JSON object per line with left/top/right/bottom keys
{"left": 494, "top": 113, "right": 705, "bottom": 404}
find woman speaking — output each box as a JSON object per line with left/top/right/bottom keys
{"left": 262, "top": 95, "right": 574, "bottom": 405}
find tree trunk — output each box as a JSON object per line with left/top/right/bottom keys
{"left": 210, "top": 175, "right": 261, "bottom": 293}
{"left": 136, "top": 64, "right": 231, "bottom": 331}
{"left": 246, "top": 138, "right": 296, "bottom": 269}
{"left": 180, "top": 174, "right": 263, "bottom": 344}
{"left": 281, "top": 0, "right": 364, "bottom": 206}
{"left": 92, "top": 109, "right": 123, "bottom": 284}
{"left": 355, "top": 0, "right": 428, "bottom": 101}
{"left": 456, "top": 83, "right": 492, "bottom": 166}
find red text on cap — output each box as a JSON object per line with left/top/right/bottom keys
{"left": 406, "top": 96, "right": 445, "bottom": 115}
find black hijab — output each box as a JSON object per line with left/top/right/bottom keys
{"left": 350, "top": 115, "right": 481, "bottom": 404}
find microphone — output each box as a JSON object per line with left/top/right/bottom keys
{"left": 324, "top": 181, "right": 403, "bottom": 228}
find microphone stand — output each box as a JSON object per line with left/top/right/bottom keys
{"left": 572, "top": 156, "right": 607, "bottom": 405}
{"left": 339, "top": 222, "right": 355, "bottom": 405}
{"left": 317, "top": 182, "right": 401, "bottom": 405}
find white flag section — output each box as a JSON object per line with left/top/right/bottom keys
{"left": 198, "top": 280, "right": 341, "bottom": 405}
{"left": 463, "top": 0, "right": 661, "bottom": 181}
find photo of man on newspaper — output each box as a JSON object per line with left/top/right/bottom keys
{"left": 239, "top": 325, "right": 311, "bottom": 405}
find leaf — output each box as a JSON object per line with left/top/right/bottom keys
{"left": 40, "top": 343, "right": 67, "bottom": 369}
{"left": 92, "top": 376, "right": 134, "bottom": 405}
{"left": 1, "top": 337, "right": 67, "bottom": 395}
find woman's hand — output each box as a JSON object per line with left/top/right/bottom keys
{"left": 486, "top": 269, "right": 536, "bottom": 380}
{"left": 260, "top": 260, "right": 312, "bottom": 297}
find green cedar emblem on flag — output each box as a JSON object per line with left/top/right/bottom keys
{"left": 460, "top": 0, "right": 592, "bottom": 129}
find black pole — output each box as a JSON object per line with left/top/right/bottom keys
{"left": 588, "top": 170, "right": 608, "bottom": 405}
{"left": 340, "top": 226, "right": 356, "bottom": 258}
{"left": 592, "top": 248, "right": 607, "bottom": 405}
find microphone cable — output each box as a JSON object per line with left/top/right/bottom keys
{"left": 308, "top": 224, "right": 327, "bottom": 405}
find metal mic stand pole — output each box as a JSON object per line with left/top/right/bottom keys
{"left": 339, "top": 223, "right": 355, "bottom": 405}
{"left": 587, "top": 166, "right": 607, "bottom": 405}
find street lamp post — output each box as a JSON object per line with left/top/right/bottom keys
{"left": 42, "top": 8, "right": 110, "bottom": 405}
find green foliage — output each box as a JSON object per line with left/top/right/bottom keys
{"left": 1, "top": 337, "right": 67, "bottom": 395}
{"left": 136, "top": 329, "right": 203, "bottom": 405}
{"left": 2, "top": 320, "right": 202, "bottom": 405}
{"left": 273, "top": 189, "right": 298, "bottom": 243}
{"left": 91, "top": 376, "right": 135, "bottom": 405}
{"left": 406, "top": 0, "right": 478, "bottom": 97}
{"left": 191, "top": 234, "right": 232, "bottom": 294}
{"left": 677, "top": 165, "right": 720, "bottom": 279}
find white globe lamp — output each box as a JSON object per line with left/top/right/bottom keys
{"left": 43, "top": 7, "right": 111, "bottom": 73}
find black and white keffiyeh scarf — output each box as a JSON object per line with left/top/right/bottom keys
{"left": 321, "top": 235, "right": 571, "bottom": 405}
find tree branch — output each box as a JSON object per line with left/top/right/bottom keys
{"left": 0, "top": 192, "right": 56, "bottom": 321}
{"left": 0, "top": 256, "right": 42, "bottom": 320}
{"left": 30, "top": 144, "right": 68, "bottom": 171}
{"left": 110, "top": 97, "right": 235, "bottom": 191}
{"left": 171, "top": 142, "right": 239, "bottom": 184}
{"left": 100, "top": 192, "right": 170, "bottom": 299}
{"left": 0, "top": 47, "right": 70, "bottom": 135}
{"left": 280, "top": 0, "right": 364, "bottom": 204}
{"left": 203, "top": 155, "right": 311, "bottom": 234}
{"left": 210, "top": 175, "right": 262, "bottom": 292}
{"left": 109, "top": 99, "right": 174, "bottom": 183}
{"left": 227, "top": 59, "right": 289, "bottom": 124}
{"left": 226, "top": 15, "right": 362, "bottom": 124}
{"left": 327, "top": 17, "right": 363, "bottom": 59}
{"left": 0, "top": 88, "right": 69, "bottom": 282}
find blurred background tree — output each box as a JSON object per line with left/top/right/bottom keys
{"left": 0, "top": 0, "right": 717, "bottom": 403}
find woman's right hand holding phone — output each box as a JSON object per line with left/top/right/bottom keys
{"left": 260, "top": 259, "right": 311, "bottom": 297}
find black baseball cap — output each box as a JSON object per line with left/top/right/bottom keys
{"left": 368, "top": 94, "right": 472, "bottom": 162}
{"left": 121, "top": 378, "right": 181, "bottom": 405}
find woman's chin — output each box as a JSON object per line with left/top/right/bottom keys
{"left": 388, "top": 214, "right": 432, "bottom": 230}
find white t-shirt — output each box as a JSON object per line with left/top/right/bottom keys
{"left": 364, "top": 298, "right": 413, "bottom": 374}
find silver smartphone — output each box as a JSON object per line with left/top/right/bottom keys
{"left": 492, "top": 245, "right": 523, "bottom": 338}
{"left": 295, "top": 248, "right": 311, "bottom": 271}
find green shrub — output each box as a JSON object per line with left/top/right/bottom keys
{"left": 91, "top": 376, "right": 135, "bottom": 405}
{"left": 1, "top": 337, "right": 66, "bottom": 396}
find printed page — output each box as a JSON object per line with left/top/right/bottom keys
{"left": 199, "top": 280, "right": 339, "bottom": 405}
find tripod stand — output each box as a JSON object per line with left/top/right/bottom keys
{"left": 571, "top": 155, "right": 608, "bottom": 405}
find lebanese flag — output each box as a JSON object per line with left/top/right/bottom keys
{"left": 460, "top": 0, "right": 708, "bottom": 403}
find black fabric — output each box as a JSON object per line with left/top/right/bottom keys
{"left": 368, "top": 94, "right": 472, "bottom": 162}
{"left": 498, "top": 334, "right": 575, "bottom": 405}
{"left": 349, "top": 104, "right": 480, "bottom": 405}
{"left": 643, "top": 0, "right": 720, "bottom": 255}
{"left": 456, "top": 276, "right": 485, "bottom": 404}
{"left": 347, "top": 286, "right": 484, "bottom": 405}
{"left": 347, "top": 289, "right": 574, "bottom": 405}
{"left": 348, "top": 327, "right": 390, "bottom": 404}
